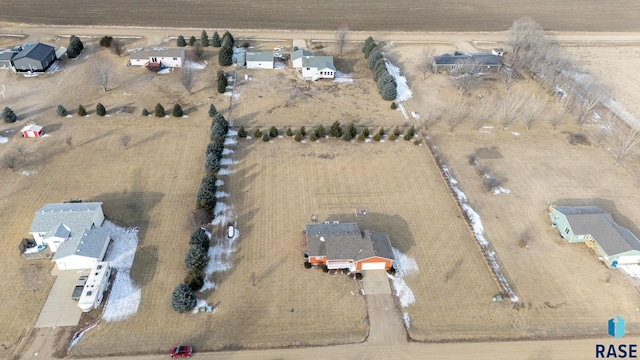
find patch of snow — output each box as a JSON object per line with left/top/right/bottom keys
{"left": 620, "top": 264, "right": 640, "bottom": 279}
{"left": 220, "top": 158, "right": 234, "bottom": 166}
{"left": 184, "top": 61, "right": 206, "bottom": 70}
{"left": 227, "top": 129, "right": 238, "bottom": 136}
{"left": 157, "top": 69, "right": 171, "bottom": 74}
{"left": 101, "top": 222, "right": 141, "bottom": 322}
{"left": 334, "top": 72, "right": 353, "bottom": 83}
{"left": 41, "top": 134, "right": 51, "bottom": 137}
{"left": 365, "top": 138, "right": 372, "bottom": 143}
{"left": 215, "top": 191, "right": 229, "bottom": 198}
{"left": 274, "top": 62, "right": 287, "bottom": 69}
{"left": 385, "top": 60, "right": 412, "bottom": 102}
{"left": 21, "top": 170, "right": 36, "bottom": 176}
{"left": 397, "top": 103, "right": 409, "bottom": 119}
{"left": 201, "top": 228, "right": 240, "bottom": 291}
{"left": 218, "top": 168, "right": 235, "bottom": 175}
{"left": 182, "top": 115, "right": 189, "bottom": 118}
{"left": 411, "top": 112, "right": 420, "bottom": 119}
{"left": 223, "top": 91, "right": 233, "bottom": 97}
{"left": 246, "top": 136, "right": 253, "bottom": 140}
{"left": 215, "top": 179, "right": 225, "bottom": 187}
{"left": 222, "top": 148, "right": 234, "bottom": 155}
{"left": 0, "top": 136, "right": 8, "bottom": 144}
{"left": 511, "top": 132, "right": 520, "bottom": 136}
{"left": 69, "top": 321, "right": 100, "bottom": 349}
{"left": 492, "top": 186, "right": 511, "bottom": 195}
{"left": 389, "top": 248, "right": 418, "bottom": 307}
{"left": 212, "top": 202, "right": 234, "bottom": 226}
{"left": 66, "top": 114, "right": 72, "bottom": 118}
{"left": 192, "top": 299, "right": 209, "bottom": 313}
{"left": 403, "top": 312, "right": 411, "bottom": 329}
{"left": 224, "top": 137, "right": 237, "bottom": 145}
{"left": 439, "top": 163, "right": 519, "bottom": 303}
{"left": 482, "top": 125, "right": 494, "bottom": 129}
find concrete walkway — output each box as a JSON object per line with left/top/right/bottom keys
{"left": 362, "top": 270, "right": 407, "bottom": 344}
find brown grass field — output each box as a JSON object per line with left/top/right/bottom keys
{"left": 2, "top": 1, "right": 640, "bottom": 32}
{"left": 2, "top": 26, "right": 640, "bottom": 358}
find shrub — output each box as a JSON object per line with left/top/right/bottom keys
{"left": 286, "top": 127, "right": 293, "bottom": 136}
{"left": 268, "top": 126, "right": 278, "bottom": 138}
{"left": 142, "top": 108, "right": 149, "bottom": 116}
{"left": 155, "top": 103, "right": 165, "bottom": 117}
{"left": 362, "top": 128, "right": 370, "bottom": 137}
{"left": 184, "top": 270, "right": 205, "bottom": 291}
{"left": 176, "top": 35, "right": 186, "bottom": 47}
{"left": 329, "top": 121, "right": 342, "bottom": 138}
{"left": 357, "top": 132, "right": 365, "bottom": 141}
{"left": 217, "top": 75, "right": 228, "bottom": 94}
{"left": 393, "top": 126, "right": 401, "bottom": 136}
{"left": 355, "top": 273, "right": 363, "bottom": 280}
{"left": 253, "top": 128, "right": 262, "bottom": 138}
{"left": 205, "top": 152, "right": 221, "bottom": 173}
{"left": 294, "top": 130, "right": 303, "bottom": 142}
{"left": 378, "top": 127, "right": 385, "bottom": 136}
{"left": 172, "top": 104, "right": 184, "bottom": 117}
{"left": 315, "top": 125, "right": 326, "bottom": 138}
{"left": 2, "top": 107, "right": 17, "bottom": 123}
{"left": 304, "top": 262, "right": 312, "bottom": 269}
{"left": 238, "top": 126, "right": 247, "bottom": 138}
{"left": 309, "top": 132, "right": 318, "bottom": 141}
{"left": 208, "top": 104, "right": 217, "bottom": 117}
{"left": 342, "top": 129, "right": 353, "bottom": 141}
{"left": 99, "top": 36, "right": 113, "bottom": 48}
{"left": 96, "top": 103, "right": 106, "bottom": 116}
{"left": 189, "top": 36, "right": 196, "bottom": 46}
{"left": 322, "top": 266, "right": 329, "bottom": 273}
{"left": 389, "top": 133, "right": 397, "bottom": 141}
{"left": 57, "top": 105, "right": 68, "bottom": 117}
{"left": 347, "top": 123, "right": 357, "bottom": 138}
{"left": 413, "top": 139, "right": 421, "bottom": 145}
{"left": 262, "top": 133, "right": 270, "bottom": 142}
{"left": 171, "top": 283, "right": 196, "bottom": 313}
{"left": 391, "top": 102, "right": 397, "bottom": 109}
{"left": 211, "top": 31, "right": 221, "bottom": 47}
{"left": 300, "top": 126, "right": 307, "bottom": 137}
{"left": 406, "top": 125, "right": 416, "bottom": 138}
{"left": 373, "top": 133, "right": 381, "bottom": 141}
{"left": 196, "top": 183, "right": 216, "bottom": 209}
{"left": 184, "top": 244, "right": 209, "bottom": 271}
{"left": 189, "top": 228, "right": 210, "bottom": 250}
{"left": 77, "top": 105, "right": 87, "bottom": 116}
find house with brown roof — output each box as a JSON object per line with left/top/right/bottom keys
{"left": 304, "top": 222, "right": 395, "bottom": 271}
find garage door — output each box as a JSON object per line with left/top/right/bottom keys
{"left": 617, "top": 255, "right": 640, "bottom": 264}
{"left": 360, "top": 262, "right": 386, "bottom": 270}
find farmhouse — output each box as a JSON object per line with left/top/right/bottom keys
{"left": 21, "top": 124, "right": 43, "bottom": 138}
{"left": 129, "top": 48, "right": 185, "bottom": 68}
{"left": 291, "top": 48, "right": 313, "bottom": 68}
{"left": 304, "top": 222, "right": 395, "bottom": 271}
{"left": 549, "top": 205, "right": 640, "bottom": 267}
{"left": 12, "top": 43, "right": 56, "bottom": 72}
{"left": 301, "top": 56, "right": 335, "bottom": 80}
{"left": 430, "top": 52, "right": 501, "bottom": 73}
{"left": 29, "top": 202, "right": 110, "bottom": 270}
{"left": 245, "top": 52, "right": 274, "bottom": 69}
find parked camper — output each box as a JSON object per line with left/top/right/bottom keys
{"left": 78, "top": 262, "right": 111, "bottom": 312}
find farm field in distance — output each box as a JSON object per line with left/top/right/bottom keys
{"left": 1, "top": 21, "right": 640, "bottom": 359}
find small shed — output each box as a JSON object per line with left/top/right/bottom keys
{"left": 21, "top": 124, "right": 44, "bottom": 138}
{"left": 246, "top": 52, "right": 274, "bottom": 69}
{"left": 12, "top": 43, "right": 56, "bottom": 72}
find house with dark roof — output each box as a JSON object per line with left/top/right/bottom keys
{"left": 430, "top": 52, "right": 501, "bottom": 74}
{"left": 549, "top": 205, "right": 640, "bottom": 267}
{"left": 12, "top": 43, "right": 56, "bottom": 72}
{"left": 29, "top": 202, "right": 110, "bottom": 270}
{"left": 304, "top": 222, "right": 395, "bottom": 271}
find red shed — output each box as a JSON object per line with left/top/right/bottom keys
{"left": 22, "top": 124, "right": 43, "bottom": 138}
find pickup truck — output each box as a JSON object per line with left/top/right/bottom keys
{"left": 72, "top": 275, "right": 88, "bottom": 301}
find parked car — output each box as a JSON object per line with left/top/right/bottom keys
{"left": 170, "top": 346, "right": 193, "bottom": 358}
{"left": 71, "top": 275, "right": 88, "bottom": 301}
{"left": 273, "top": 46, "right": 284, "bottom": 51}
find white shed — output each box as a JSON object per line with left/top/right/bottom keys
{"left": 246, "top": 52, "right": 274, "bottom": 69}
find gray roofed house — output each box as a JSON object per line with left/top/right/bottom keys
{"left": 128, "top": 48, "right": 185, "bottom": 68}
{"left": 12, "top": 43, "right": 56, "bottom": 72}
{"left": 246, "top": 52, "right": 274, "bottom": 69}
{"left": 29, "top": 202, "right": 109, "bottom": 270}
{"left": 549, "top": 205, "right": 640, "bottom": 267}
{"left": 305, "top": 222, "right": 395, "bottom": 271}
{"left": 430, "top": 52, "right": 501, "bottom": 73}
{"left": 0, "top": 51, "right": 15, "bottom": 69}
{"left": 291, "top": 49, "right": 314, "bottom": 68}
{"left": 301, "top": 56, "right": 335, "bottom": 80}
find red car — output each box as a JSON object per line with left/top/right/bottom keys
{"left": 170, "top": 346, "right": 193, "bottom": 358}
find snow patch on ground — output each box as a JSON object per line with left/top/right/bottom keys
{"left": 492, "top": 186, "right": 511, "bottom": 195}
{"left": 215, "top": 179, "right": 224, "bottom": 187}
{"left": 222, "top": 148, "right": 234, "bottom": 155}
{"left": 69, "top": 321, "right": 100, "bottom": 349}
{"left": 385, "top": 60, "right": 412, "bottom": 102}
{"left": 215, "top": 191, "right": 229, "bottom": 198}
{"left": 220, "top": 158, "right": 235, "bottom": 166}
{"left": 157, "top": 68, "right": 171, "bottom": 74}
{"left": 511, "top": 132, "right": 520, "bottom": 136}
{"left": 389, "top": 248, "right": 418, "bottom": 307}
{"left": 334, "top": 72, "right": 353, "bottom": 83}
{"left": 218, "top": 168, "right": 234, "bottom": 175}
{"left": 184, "top": 61, "right": 206, "bottom": 70}
{"left": 101, "top": 222, "right": 141, "bottom": 322}
{"left": 224, "top": 137, "right": 237, "bottom": 145}
{"left": 403, "top": 312, "right": 411, "bottom": 329}
{"left": 212, "top": 202, "right": 233, "bottom": 226}
{"left": 227, "top": 129, "right": 238, "bottom": 136}
{"left": 0, "top": 136, "right": 8, "bottom": 144}
{"left": 21, "top": 170, "right": 36, "bottom": 176}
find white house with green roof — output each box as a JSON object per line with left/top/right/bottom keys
{"left": 301, "top": 56, "right": 335, "bottom": 80}
{"left": 291, "top": 48, "right": 313, "bottom": 68}
{"left": 549, "top": 205, "right": 640, "bottom": 267}
{"left": 29, "top": 202, "right": 110, "bottom": 270}
{"left": 246, "top": 52, "right": 274, "bottom": 69}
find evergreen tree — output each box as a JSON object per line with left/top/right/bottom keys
{"left": 217, "top": 75, "right": 228, "bottom": 93}
{"left": 222, "top": 31, "right": 234, "bottom": 46}
{"left": 176, "top": 35, "right": 187, "bottom": 47}
{"left": 210, "top": 123, "right": 226, "bottom": 143}
{"left": 196, "top": 183, "right": 216, "bottom": 209}
{"left": 315, "top": 125, "right": 326, "bottom": 138}
{"left": 391, "top": 102, "right": 397, "bottom": 109}
{"left": 208, "top": 104, "right": 217, "bottom": 117}
{"left": 184, "top": 270, "right": 204, "bottom": 291}
{"left": 171, "top": 283, "right": 196, "bottom": 313}
{"left": 300, "top": 126, "right": 306, "bottom": 137}
{"left": 373, "top": 133, "right": 381, "bottom": 141}
{"left": 172, "top": 104, "right": 184, "bottom": 117}
{"left": 142, "top": 108, "right": 149, "bottom": 116}
{"left": 393, "top": 126, "right": 401, "bottom": 136}
{"left": 342, "top": 129, "right": 353, "bottom": 141}
{"left": 380, "top": 80, "right": 398, "bottom": 101}
{"left": 77, "top": 105, "right": 87, "bottom": 116}
{"left": 66, "top": 35, "right": 84, "bottom": 58}
{"left": 189, "top": 36, "right": 196, "bottom": 46}
{"left": 205, "top": 152, "right": 221, "bottom": 173}
{"left": 329, "top": 121, "right": 342, "bottom": 138}
{"left": 238, "top": 126, "right": 247, "bottom": 138}
{"left": 184, "top": 244, "right": 209, "bottom": 271}
{"left": 218, "top": 39, "right": 233, "bottom": 66}
{"left": 211, "top": 31, "right": 221, "bottom": 47}
{"left": 389, "top": 133, "right": 397, "bottom": 141}
{"left": 364, "top": 42, "right": 377, "bottom": 60}
{"left": 362, "top": 127, "right": 370, "bottom": 137}
{"left": 212, "top": 113, "right": 229, "bottom": 133}
{"left": 253, "top": 128, "right": 262, "bottom": 138}
{"left": 201, "top": 30, "right": 210, "bottom": 47}
{"left": 268, "top": 126, "right": 278, "bottom": 138}
{"left": 294, "top": 130, "right": 303, "bottom": 142}
{"left": 357, "top": 132, "right": 365, "bottom": 141}
{"left": 378, "top": 127, "right": 385, "bottom": 136}
{"left": 309, "top": 132, "right": 318, "bottom": 141}
{"left": 206, "top": 141, "right": 224, "bottom": 159}
{"left": 57, "top": 105, "right": 68, "bottom": 117}
{"left": 362, "top": 36, "right": 375, "bottom": 54}
{"left": 367, "top": 48, "right": 383, "bottom": 70}
{"left": 286, "top": 127, "right": 293, "bottom": 136}
{"left": 2, "top": 107, "right": 17, "bottom": 123}
{"left": 347, "top": 123, "right": 357, "bottom": 138}
{"left": 155, "top": 103, "right": 165, "bottom": 117}
{"left": 262, "top": 132, "right": 270, "bottom": 142}
{"left": 96, "top": 103, "right": 106, "bottom": 116}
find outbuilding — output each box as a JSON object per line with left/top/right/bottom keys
{"left": 21, "top": 124, "right": 44, "bottom": 138}
{"left": 12, "top": 43, "right": 56, "bottom": 72}
{"left": 246, "top": 52, "right": 274, "bottom": 69}
{"left": 550, "top": 205, "right": 640, "bottom": 267}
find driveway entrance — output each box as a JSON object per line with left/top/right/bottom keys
{"left": 362, "top": 270, "right": 407, "bottom": 344}
{"left": 34, "top": 268, "right": 87, "bottom": 328}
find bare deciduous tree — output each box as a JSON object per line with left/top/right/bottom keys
{"left": 590, "top": 111, "right": 615, "bottom": 147}
{"left": 111, "top": 38, "right": 126, "bottom": 56}
{"left": 15, "top": 144, "right": 26, "bottom": 157}
{"left": 65, "top": 134, "right": 73, "bottom": 149}
{"left": 451, "top": 58, "right": 481, "bottom": 96}
{"left": 194, "top": 40, "right": 204, "bottom": 60}
{"left": 444, "top": 96, "right": 469, "bottom": 132}
{"left": 612, "top": 124, "right": 640, "bottom": 164}
{"left": 549, "top": 93, "right": 575, "bottom": 130}
{"left": 178, "top": 66, "right": 195, "bottom": 95}
{"left": 522, "top": 95, "right": 546, "bottom": 130}
{"left": 1, "top": 151, "right": 19, "bottom": 171}
{"left": 89, "top": 59, "right": 112, "bottom": 92}
{"left": 120, "top": 134, "right": 131, "bottom": 149}
{"left": 420, "top": 100, "right": 440, "bottom": 131}
{"left": 336, "top": 25, "right": 349, "bottom": 57}
{"left": 502, "top": 67, "right": 519, "bottom": 90}
{"left": 497, "top": 91, "right": 523, "bottom": 130}
{"left": 415, "top": 48, "right": 434, "bottom": 80}
{"left": 577, "top": 83, "right": 608, "bottom": 127}
{"left": 507, "top": 16, "right": 546, "bottom": 65}
{"left": 474, "top": 94, "right": 494, "bottom": 130}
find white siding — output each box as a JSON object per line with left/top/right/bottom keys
{"left": 55, "top": 255, "right": 100, "bottom": 270}
{"left": 247, "top": 61, "right": 273, "bottom": 69}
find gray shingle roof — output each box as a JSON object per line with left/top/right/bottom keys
{"left": 291, "top": 49, "right": 313, "bottom": 61}
{"left": 432, "top": 52, "right": 500, "bottom": 66}
{"left": 302, "top": 56, "right": 335, "bottom": 71}
{"left": 30, "top": 202, "right": 103, "bottom": 234}
{"left": 52, "top": 225, "right": 110, "bottom": 260}
{"left": 45, "top": 223, "right": 70, "bottom": 239}
{"left": 556, "top": 206, "right": 640, "bottom": 256}
{"left": 0, "top": 51, "right": 15, "bottom": 61}
{"left": 129, "top": 48, "right": 184, "bottom": 60}
{"left": 13, "top": 43, "right": 55, "bottom": 61}
{"left": 306, "top": 223, "right": 395, "bottom": 261}
{"left": 246, "top": 52, "right": 274, "bottom": 62}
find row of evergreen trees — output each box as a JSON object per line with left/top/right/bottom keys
{"left": 142, "top": 104, "right": 183, "bottom": 117}
{"left": 237, "top": 122, "right": 418, "bottom": 142}
{"left": 57, "top": 104, "right": 105, "bottom": 117}
{"left": 176, "top": 30, "right": 223, "bottom": 48}
{"left": 171, "top": 105, "right": 229, "bottom": 313}
{"left": 362, "top": 37, "right": 397, "bottom": 101}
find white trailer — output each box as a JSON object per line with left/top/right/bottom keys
{"left": 78, "top": 262, "right": 111, "bottom": 312}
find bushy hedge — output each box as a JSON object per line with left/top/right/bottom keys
{"left": 362, "top": 37, "right": 397, "bottom": 101}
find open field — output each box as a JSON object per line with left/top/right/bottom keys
{"left": 2, "top": 1, "right": 640, "bottom": 32}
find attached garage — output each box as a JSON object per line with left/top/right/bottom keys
{"left": 358, "top": 259, "right": 390, "bottom": 271}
